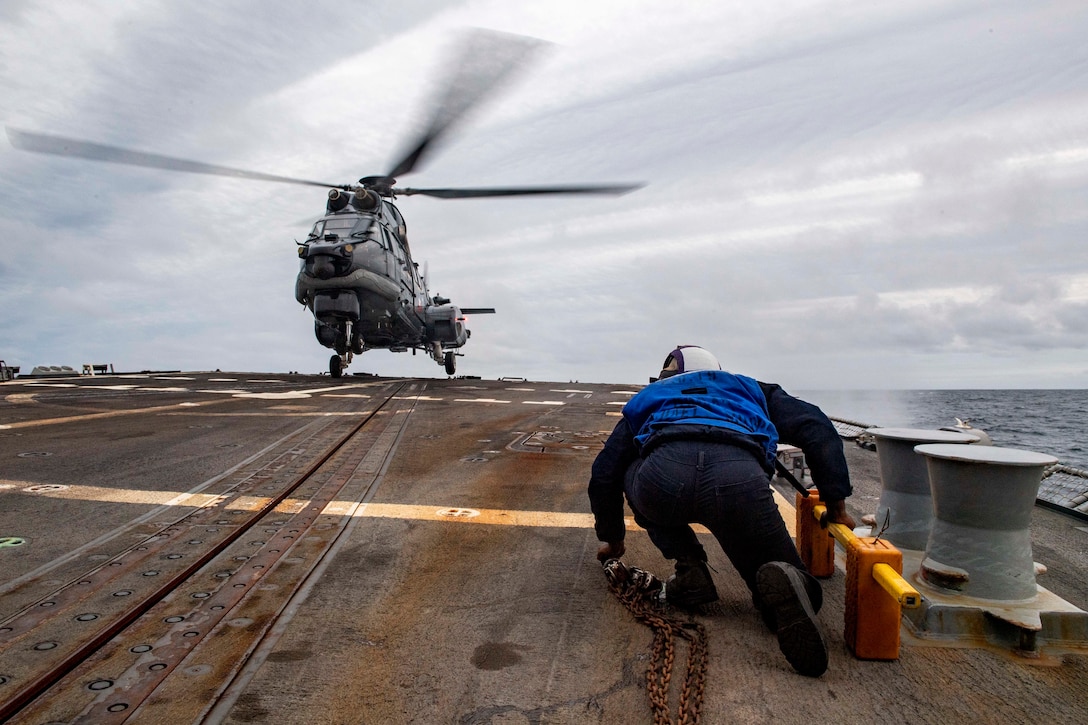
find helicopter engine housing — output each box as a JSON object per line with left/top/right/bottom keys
{"left": 326, "top": 189, "right": 349, "bottom": 213}
{"left": 351, "top": 189, "right": 380, "bottom": 211}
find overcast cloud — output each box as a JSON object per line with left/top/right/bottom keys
{"left": 1, "top": 0, "right": 1087, "bottom": 389}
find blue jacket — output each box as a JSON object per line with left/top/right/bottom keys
{"left": 622, "top": 370, "right": 778, "bottom": 469}
{"left": 589, "top": 376, "right": 852, "bottom": 544}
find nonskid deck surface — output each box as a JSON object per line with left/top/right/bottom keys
{"left": 1, "top": 373, "right": 1086, "bottom": 724}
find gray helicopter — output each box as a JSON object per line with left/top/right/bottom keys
{"left": 6, "top": 31, "right": 640, "bottom": 377}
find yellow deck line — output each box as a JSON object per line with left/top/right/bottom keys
{"left": 8, "top": 485, "right": 797, "bottom": 537}
{"left": 342, "top": 489, "right": 797, "bottom": 536}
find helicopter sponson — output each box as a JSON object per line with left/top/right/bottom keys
{"left": 425, "top": 302, "right": 471, "bottom": 349}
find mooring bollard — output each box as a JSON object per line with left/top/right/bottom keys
{"left": 914, "top": 444, "right": 1058, "bottom": 600}
{"left": 866, "top": 427, "right": 979, "bottom": 551}
{"left": 799, "top": 502, "right": 921, "bottom": 660}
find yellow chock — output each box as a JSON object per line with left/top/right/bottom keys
{"left": 799, "top": 502, "right": 920, "bottom": 661}
{"left": 845, "top": 537, "right": 905, "bottom": 660}
{"left": 795, "top": 492, "right": 835, "bottom": 578}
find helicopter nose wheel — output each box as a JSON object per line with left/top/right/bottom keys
{"left": 444, "top": 351, "right": 456, "bottom": 376}
{"left": 330, "top": 351, "right": 352, "bottom": 378}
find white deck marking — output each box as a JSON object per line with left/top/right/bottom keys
{"left": 233, "top": 391, "right": 313, "bottom": 400}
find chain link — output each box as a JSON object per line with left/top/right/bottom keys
{"left": 604, "top": 560, "right": 708, "bottom": 725}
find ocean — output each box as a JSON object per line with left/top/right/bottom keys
{"left": 796, "top": 389, "right": 1088, "bottom": 472}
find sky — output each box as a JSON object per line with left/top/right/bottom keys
{"left": 1, "top": 0, "right": 1087, "bottom": 390}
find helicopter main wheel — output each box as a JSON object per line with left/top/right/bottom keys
{"left": 444, "top": 351, "right": 456, "bottom": 376}
{"left": 330, "top": 354, "right": 343, "bottom": 378}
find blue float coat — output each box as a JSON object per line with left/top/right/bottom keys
{"left": 589, "top": 373, "right": 852, "bottom": 545}
{"left": 622, "top": 370, "right": 779, "bottom": 469}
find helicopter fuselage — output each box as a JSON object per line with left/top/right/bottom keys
{"left": 294, "top": 190, "right": 476, "bottom": 376}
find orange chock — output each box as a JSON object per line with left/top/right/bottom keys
{"left": 845, "top": 537, "right": 903, "bottom": 660}
{"left": 795, "top": 492, "right": 834, "bottom": 578}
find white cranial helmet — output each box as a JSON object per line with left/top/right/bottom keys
{"left": 658, "top": 345, "right": 721, "bottom": 380}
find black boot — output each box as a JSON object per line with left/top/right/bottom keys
{"left": 665, "top": 557, "right": 719, "bottom": 608}
{"left": 754, "top": 569, "right": 822, "bottom": 630}
{"left": 756, "top": 561, "right": 828, "bottom": 677}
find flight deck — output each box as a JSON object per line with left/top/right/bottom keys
{"left": 1, "top": 373, "right": 1086, "bottom": 723}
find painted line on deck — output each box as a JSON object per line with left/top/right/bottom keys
{"left": 0, "top": 399, "right": 234, "bottom": 430}
{"left": 3, "top": 485, "right": 797, "bottom": 537}
{"left": 0, "top": 382, "right": 391, "bottom": 428}
{"left": 344, "top": 489, "right": 796, "bottom": 535}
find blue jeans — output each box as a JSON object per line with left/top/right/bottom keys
{"left": 624, "top": 439, "right": 809, "bottom": 598}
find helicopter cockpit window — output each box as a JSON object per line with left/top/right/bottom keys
{"left": 309, "top": 217, "right": 359, "bottom": 240}
{"left": 351, "top": 220, "right": 376, "bottom": 239}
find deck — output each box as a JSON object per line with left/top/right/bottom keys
{"left": 1, "top": 373, "right": 1086, "bottom": 723}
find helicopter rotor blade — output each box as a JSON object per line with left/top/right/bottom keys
{"left": 394, "top": 183, "right": 644, "bottom": 199}
{"left": 385, "top": 29, "right": 546, "bottom": 179}
{"left": 6, "top": 127, "right": 345, "bottom": 189}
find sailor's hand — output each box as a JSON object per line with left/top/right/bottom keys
{"left": 597, "top": 541, "right": 625, "bottom": 563}
{"left": 823, "top": 499, "right": 857, "bottom": 530}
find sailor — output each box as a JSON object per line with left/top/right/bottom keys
{"left": 588, "top": 345, "right": 856, "bottom": 677}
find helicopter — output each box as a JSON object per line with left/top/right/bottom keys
{"left": 6, "top": 30, "right": 641, "bottom": 377}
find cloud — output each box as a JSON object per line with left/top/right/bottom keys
{"left": 2, "top": 1, "right": 1088, "bottom": 388}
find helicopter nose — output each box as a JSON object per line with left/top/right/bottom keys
{"left": 311, "top": 256, "right": 336, "bottom": 280}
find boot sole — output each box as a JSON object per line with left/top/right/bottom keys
{"left": 756, "top": 562, "right": 828, "bottom": 677}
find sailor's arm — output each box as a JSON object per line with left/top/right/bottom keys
{"left": 588, "top": 418, "right": 638, "bottom": 561}
{"left": 761, "top": 383, "right": 856, "bottom": 528}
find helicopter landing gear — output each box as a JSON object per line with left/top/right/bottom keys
{"left": 330, "top": 351, "right": 353, "bottom": 378}
{"left": 444, "top": 351, "right": 456, "bottom": 376}
{"left": 345, "top": 320, "right": 365, "bottom": 355}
